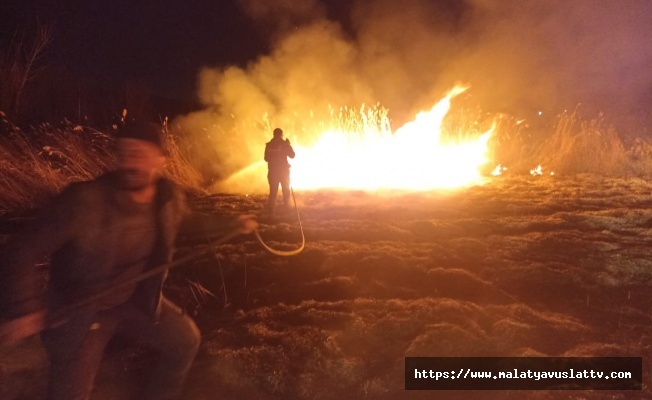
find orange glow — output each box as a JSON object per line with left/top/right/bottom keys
{"left": 291, "top": 86, "right": 493, "bottom": 190}
{"left": 216, "top": 86, "right": 495, "bottom": 193}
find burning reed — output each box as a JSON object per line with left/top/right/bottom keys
{"left": 1, "top": 103, "right": 651, "bottom": 212}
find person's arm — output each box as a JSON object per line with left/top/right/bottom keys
{"left": 264, "top": 143, "right": 271, "bottom": 162}
{"left": 0, "top": 186, "right": 79, "bottom": 317}
{"left": 285, "top": 140, "right": 295, "bottom": 159}
{"left": 0, "top": 185, "right": 79, "bottom": 341}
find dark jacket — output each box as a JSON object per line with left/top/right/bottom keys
{"left": 264, "top": 137, "right": 295, "bottom": 173}
{"left": 0, "top": 172, "right": 234, "bottom": 321}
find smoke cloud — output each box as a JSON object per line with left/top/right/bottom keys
{"left": 174, "top": 0, "right": 652, "bottom": 190}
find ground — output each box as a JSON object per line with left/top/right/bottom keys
{"left": 2, "top": 174, "right": 652, "bottom": 399}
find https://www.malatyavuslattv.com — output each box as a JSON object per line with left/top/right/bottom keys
{"left": 405, "top": 357, "right": 642, "bottom": 390}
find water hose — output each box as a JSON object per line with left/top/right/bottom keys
{"left": 253, "top": 187, "right": 305, "bottom": 256}
{"left": 1, "top": 191, "right": 305, "bottom": 343}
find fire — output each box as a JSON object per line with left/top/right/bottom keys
{"left": 291, "top": 86, "right": 494, "bottom": 190}
{"left": 216, "top": 86, "right": 495, "bottom": 193}
{"left": 492, "top": 164, "right": 506, "bottom": 176}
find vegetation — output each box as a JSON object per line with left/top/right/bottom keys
{"left": 0, "top": 115, "right": 204, "bottom": 211}
{"left": 487, "top": 108, "right": 652, "bottom": 177}
{"left": 2, "top": 104, "right": 652, "bottom": 212}
{"left": 0, "top": 21, "right": 53, "bottom": 121}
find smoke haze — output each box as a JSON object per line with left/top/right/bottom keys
{"left": 174, "top": 0, "right": 652, "bottom": 188}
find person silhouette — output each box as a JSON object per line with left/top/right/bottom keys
{"left": 264, "top": 128, "right": 295, "bottom": 213}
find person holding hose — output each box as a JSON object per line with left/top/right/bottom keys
{"left": 264, "top": 127, "right": 295, "bottom": 214}
{"left": 0, "top": 119, "right": 257, "bottom": 400}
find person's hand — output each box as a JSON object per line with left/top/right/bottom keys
{"left": 236, "top": 214, "right": 259, "bottom": 234}
{"left": 0, "top": 309, "right": 46, "bottom": 345}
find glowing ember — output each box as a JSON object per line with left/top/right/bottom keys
{"left": 530, "top": 165, "right": 543, "bottom": 176}
{"left": 491, "top": 164, "right": 507, "bottom": 176}
{"left": 290, "top": 86, "right": 494, "bottom": 190}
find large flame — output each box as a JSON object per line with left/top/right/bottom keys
{"left": 291, "top": 86, "right": 493, "bottom": 190}
{"left": 217, "top": 86, "right": 494, "bottom": 193}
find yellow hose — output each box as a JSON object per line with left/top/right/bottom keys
{"left": 254, "top": 187, "right": 305, "bottom": 256}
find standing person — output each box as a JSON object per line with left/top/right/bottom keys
{"left": 264, "top": 128, "right": 295, "bottom": 213}
{"left": 0, "top": 120, "right": 258, "bottom": 400}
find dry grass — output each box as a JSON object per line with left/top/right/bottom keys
{"left": 0, "top": 118, "right": 114, "bottom": 210}
{"left": 485, "top": 113, "right": 538, "bottom": 174}
{"left": 537, "top": 110, "right": 628, "bottom": 176}
{"left": 487, "top": 108, "right": 652, "bottom": 178}
{"left": 3, "top": 173, "right": 652, "bottom": 399}
{"left": 1, "top": 102, "right": 651, "bottom": 213}
{"left": 625, "top": 136, "right": 652, "bottom": 177}
{"left": 0, "top": 115, "right": 204, "bottom": 211}
{"left": 175, "top": 178, "right": 652, "bottom": 400}
{"left": 328, "top": 103, "right": 392, "bottom": 136}
{"left": 161, "top": 117, "right": 205, "bottom": 190}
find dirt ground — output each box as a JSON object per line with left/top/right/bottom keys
{"left": 2, "top": 174, "right": 652, "bottom": 399}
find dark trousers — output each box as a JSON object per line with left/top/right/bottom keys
{"left": 41, "top": 298, "right": 200, "bottom": 400}
{"left": 267, "top": 169, "right": 290, "bottom": 210}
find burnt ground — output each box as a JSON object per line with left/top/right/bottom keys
{"left": 2, "top": 174, "right": 652, "bottom": 399}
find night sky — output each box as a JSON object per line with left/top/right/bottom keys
{"left": 1, "top": 0, "right": 270, "bottom": 101}
{"left": 2, "top": 1, "right": 651, "bottom": 124}
{"left": 0, "top": 0, "right": 462, "bottom": 104}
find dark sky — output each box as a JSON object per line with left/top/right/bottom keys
{"left": 2, "top": 0, "right": 651, "bottom": 125}
{"left": 1, "top": 0, "right": 269, "bottom": 101}
{"left": 0, "top": 0, "right": 456, "bottom": 103}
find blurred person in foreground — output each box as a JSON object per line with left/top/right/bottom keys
{"left": 0, "top": 120, "right": 258, "bottom": 400}
{"left": 264, "top": 127, "right": 295, "bottom": 214}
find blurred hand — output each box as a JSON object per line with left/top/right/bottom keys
{"left": 0, "top": 309, "right": 46, "bottom": 345}
{"left": 236, "top": 214, "right": 259, "bottom": 234}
